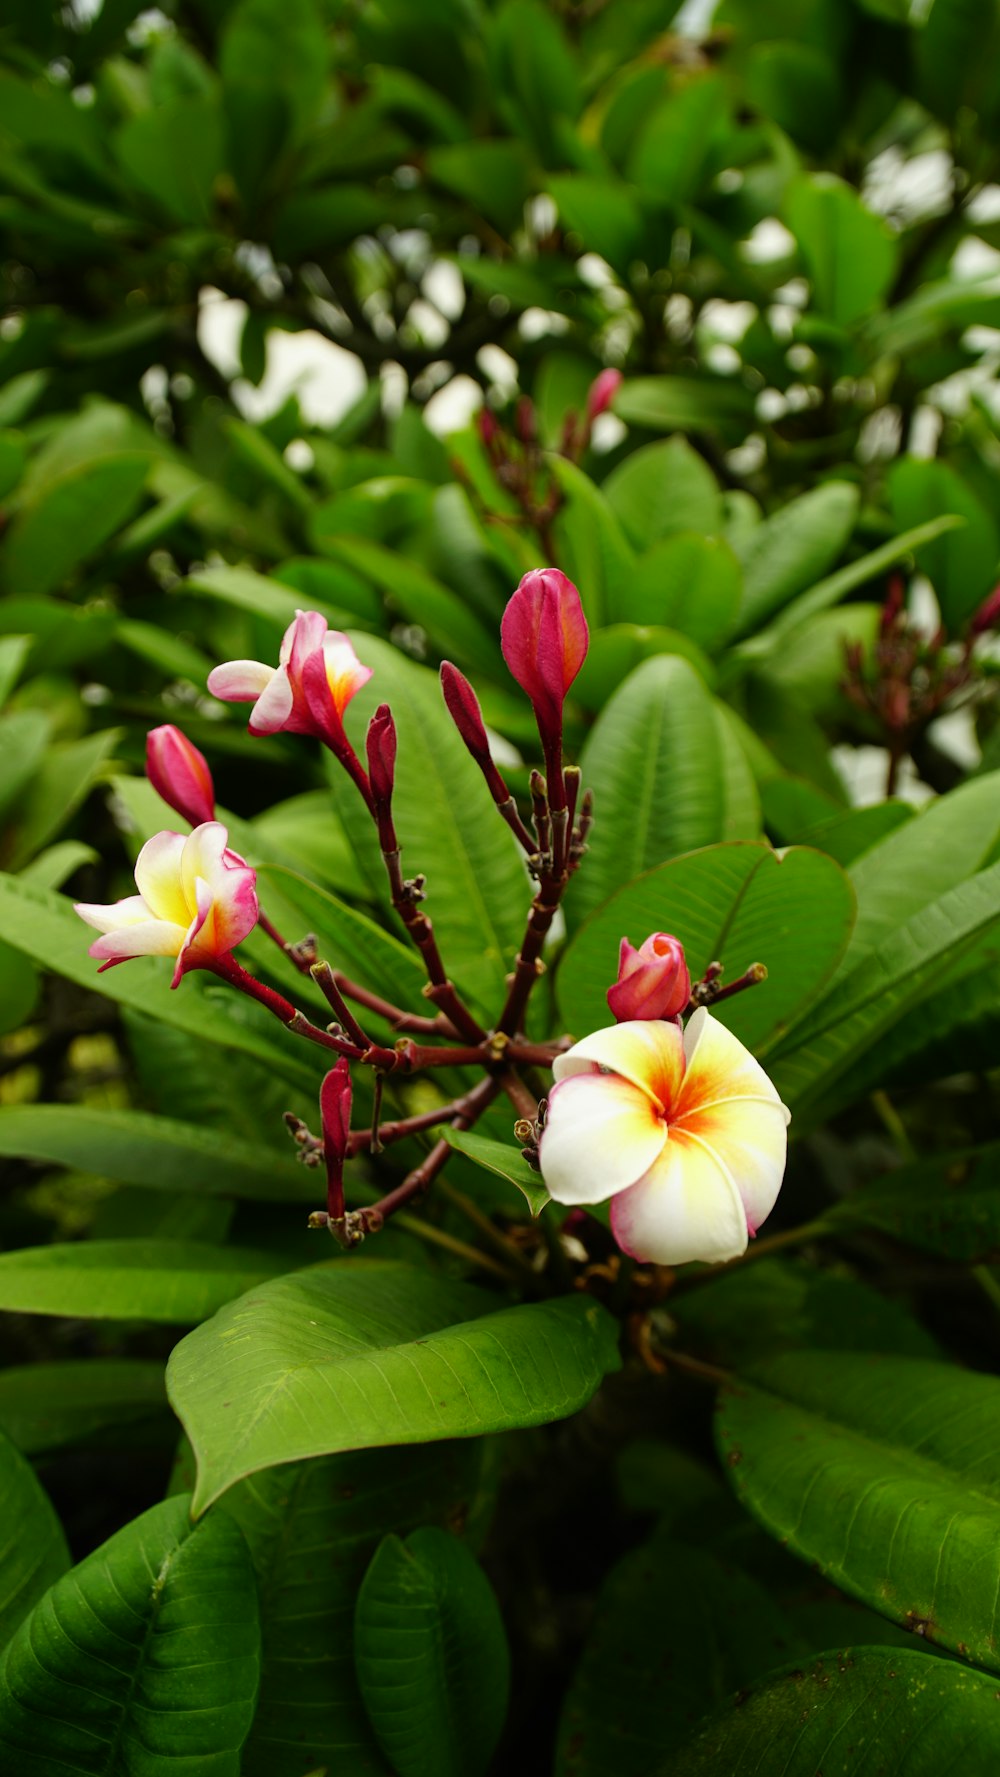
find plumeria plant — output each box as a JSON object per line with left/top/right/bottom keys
{"left": 77, "top": 573, "right": 787, "bottom": 1274}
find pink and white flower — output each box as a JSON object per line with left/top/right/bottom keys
{"left": 75, "top": 822, "right": 258, "bottom": 990}
{"left": 539, "top": 1011, "right": 790, "bottom": 1266}
{"left": 207, "top": 611, "right": 372, "bottom": 750}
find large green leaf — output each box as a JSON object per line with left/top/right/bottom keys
{"left": 602, "top": 438, "right": 723, "bottom": 552}
{"left": 0, "top": 1105, "right": 312, "bottom": 1201}
{"left": 320, "top": 536, "right": 497, "bottom": 678}
{"left": 625, "top": 532, "right": 741, "bottom": 650}
{"left": 167, "top": 1261, "right": 620, "bottom": 1514}
{"left": 769, "top": 855, "right": 1000, "bottom": 1116}
{"left": 0, "top": 1239, "right": 290, "bottom": 1322}
{"left": 441, "top": 1126, "right": 550, "bottom": 1215}
{"left": 716, "top": 1350, "right": 1000, "bottom": 1670}
{"left": 355, "top": 1528, "right": 509, "bottom": 1777}
{"left": 784, "top": 174, "right": 896, "bottom": 325}
{"left": 0, "top": 1496, "right": 259, "bottom": 1776}
{"left": 612, "top": 376, "right": 756, "bottom": 434}
{"left": 2, "top": 454, "right": 149, "bottom": 597}
{"left": 571, "top": 656, "right": 729, "bottom": 923}
{"left": 329, "top": 636, "right": 529, "bottom": 1015}
{"left": 555, "top": 1533, "right": 801, "bottom": 1777}
{"left": 888, "top": 457, "right": 999, "bottom": 630}
{"left": 547, "top": 456, "right": 637, "bottom": 630}
{"left": 731, "top": 482, "right": 859, "bottom": 639}
{"left": 671, "top": 1647, "right": 1000, "bottom": 1775}
{"left": 224, "top": 1442, "right": 485, "bottom": 1777}
{"left": 221, "top": 0, "right": 327, "bottom": 202}
{"left": 6, "top": 728, "right": 121, "bottom": 870}
{"left": 0, "top": 1360, "right": 167, "bottom": 1456}
{"left": 0, "top": 872, "right": 316, "bottom": 1089}
{"left": 558, "top": 841, "right": 855, "bottom": 1057}
{"left": 821, "top": 1144, "right": 1000, "bottom": 1262}
{"left": 0, "top": 1426, "right": 69, "bottom": 1651}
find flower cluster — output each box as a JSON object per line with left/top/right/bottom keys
{"left": 75, "top": 568, "right": 789, "bottom": 1269}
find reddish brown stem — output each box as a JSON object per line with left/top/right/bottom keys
{"left": 208, "top": 956, "right": 362, "bottom": 1058}
{"left": 496, "top": 873, "right": 566, "bottom": 1038}
{"left": 351, "top": 1075, "right": 500, "bottom": 1234}
{"left": 310, "top": 961, "right": 372, "bottom": 1048}
{"left": 381, "top": 847, "right": 487, "bottom": 1043}
{"left": 332, "top": 972, "right": 458, "bottom": 1037}
{"left": 345, "top": 1093, "right": 481, "bottom": 1156}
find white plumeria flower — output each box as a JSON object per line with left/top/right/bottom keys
{"left": 207, "top": 610, "right": 372, "bottom": 743}
{"left": 539, "top": 1010, "right": 790, "bottom": 1266}
{"left": 75, "top": 823, "right": 258, "bottom": 990}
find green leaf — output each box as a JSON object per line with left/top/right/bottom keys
{"left": 0, "top": 872, "right": 316, "bottom": 1089}
{"left": 0, "top": 1104, "right": 313, "bottom": 1202}
{"left": 821, "top": 1143, "right": 1000, "bottom": 1262}
{"left": 0, "top": 1496, "right": 259, "bottom": 1776}
{"left": 888, "top": 458, "right": 999, "bottom": 629}
{"left": 731, "top": 482, "right": 860, "bottom": 639}
{"left": 329, "top": 636, "right": 528, "bottom": 1015}
{"left": 0, "top": 434, "right": 26, "bottom": 504}
{"left": 785, "top": 174, "right": 897, "bottom": 325}
{"left": 573, "top": 624, "right": 714, "bottom": 711}
{"left": 0, "top": 940, "right": 37, "bottom": 1036}
{"left": 548, "top": 456, "right": 637, "bottom": 630}
{"left": 627, "top": 74, "right": 728, "bottom": 204}
{"left": 185, "top": 561, "right": 357, "bottom": 631}
{"left": 556, "top": 1533, "right": 801, "bottom": 1777}
{"left": 603, "top": 438, "right": 723, "bottom": 552}
{"left": 6, "top": 727, "right": 121, "bottom": 870}
{"left": 0, "top": 709, "right": 50, "bottom": 821}
{"left": 571, "top": 656, "right": 728, "bottom": 923}
{"left": 355, "top": 1528, "right": 509, "bottom": 1777}
{"left": 558, "top": 841, "right": 855, "bottom": 1058}
{"left": 745, "top": 40, "right": 842, "bottom": 153}
{"left": 167, "top": 1261, "right": 621, "bottom": 1514}
{"left": 427, "top": 139, "right": 533, "bottom": 233}
{"left": 2, "top": 454, "right": 149, "bottom": 597}
{"left": 318, "top": 536, "right": 498, "bottom": 677}
{"left": 225, "top": 1442, "right": 486, "bottom": 1777}
{"left": 716, "top": 1349, "right": 1000, "bottom": 1673}
{"left": 221, "top": 0, "right": 328, "bottom": 203}
{"left": 441, "top": 1127, "right": 550, "bottom": 1215}
{"left": 625, "top": 532, "right": 741, "bottom": 649}
{"left": 115, "top": 96, "right": 225, "bottom": 224}
{"left": 770, "top": 853, "right": 1000, "bottom": 1117}
{"left": 0, "top": 1239, "right": 290, "bottom": 1323}
{"left": 548, "top": 173, "right": 643, "bottom": 274}
{"left": 672, "top": 1648, "right": 1000, "bottom": 1775}
{"left": 672, "top": 1259, "right": 939, "bottom": 1370}
{"left": 612, "top": 375, "right": 756, "bottom": 435}
{"left": 0, "top": 1360, "right": 167, "bottom": 1456}
{"left": 0, "top": 1426, "right": 69, "bottom": 1651}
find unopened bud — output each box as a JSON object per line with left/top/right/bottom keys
{"left": 440, "top": 662, "right": 509, "bottom": 804}
{"left": 586, "top": 368, "right": 623, "bottom": 423}
{"left": 320, "top": 1058, "right": 353, "bottom": 1224}
{"left": 971, "top": 583, "right": 1000, "bottom": 635}
{"left": 607, "top": 932, "right": 691, "bottom": 1023}
{"left": 366, "top": 704, "right": 397, "bottom": 805}
{"left": 145, "top": 725, "right": 215, "bottom": 828}
{"left": 516, "top": 395, "right": 536, "bottom": 444}
{"left": 500, "top": 569, "right": 589, "bottom": 811}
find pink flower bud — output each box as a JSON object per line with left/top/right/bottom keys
{"left": 971, "top": 583, "right": 1000, "bottom": 635}
{"left": 500, "top": 569, "right": 588, "bottom": 806}
{"left": 516, "top": 396, "right": 536, "bottom": 444}
{"left": 606, "top": 933, "right": 691, "bottom": 1024}
{"left": 145, "top": 726, "right": 215, "bottom": 828}
{"left": 586, "top": 368, "right": 623, "bottom": 423}
{"left": 439, "top": 661, "right": 510, "bottom": 806}
{"left": 366, "top": 704, "right": 397, "bottom": 805}
{"left": 320, "top": 1059, "right": 353, "bottom": 1223}
{"left": 477, "top": 408, "right": 501, "bottom": 449}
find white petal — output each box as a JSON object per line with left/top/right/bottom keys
{"left": 88, "top": 920, "right": 187, "bottom": 966}
{"left": 134, "top": 831, "right": 188, "bottom": 925}
{"left": 680, "top": 1098, "right": 789, "bottom": 1237}
{"left": 610, "top": 1129, "right": 749, "bottom": 1266}
{"left": 553, "top": 1020, "right": 685, "bottom": 1111}
{"left": 540, "top": 1071, "right": 666, "bottom": 1206}
{"left": 248, "top": 663, "right": 294, "bottom": 734}
{"left": 680, "top": 1009, "right": 789, "bottom": 1117}
{"left": 75, "top": 894, "right": 152, "bottom": 935}
{"left": 207, "top": 660, "right": 275, "bottom": 702}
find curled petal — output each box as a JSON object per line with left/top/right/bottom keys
{"left": 180, "top": 824, "right": 258, "bottom": 955}
{"left": 322, "top": 632, "right": 373, "bottom": 718}
{"left": 284, "top": 609, "right": 328, "bottom": 672}
{"left": 88, "top": 919, "right": 188, "bottom": 971}
{"left": 172, "top": 873, "right": 214, "bottom": 986}
{"left": 75, "top": 894, "right": 154, "bottom": 936}
{"left": 682, "top": 1096, "right": 789, "bottom": 1237}
{"left": 553, "top": 1019, "right": 686, "bottom": 1113}
{"left": 610, "top": 1129, "right": 750, "bottom": 1266}
{"left": 248, "top": 664, "right": 294, "bottom": 735}
{"left": 540, "top": 1071, "right": 666, "bottom": 1205}
{"left": 678, "top": 1009, "right": 790, "bottom": 1121}
{"left": 207, "top": 660, "right": 275, "bottom": 702}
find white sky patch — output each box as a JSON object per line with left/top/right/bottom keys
{"left": 423, "top": 374, "right": 482, "bottom": 436}
{"left": 740, "top": 218, "right": 796, "bottom": 264}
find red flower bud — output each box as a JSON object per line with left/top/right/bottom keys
{"left": 366, "top": 704, "right": 397, "bottom": 804}
{"left": 320, "top": 1058, "right": 353, "bottom": 1223}
{"left": 477, "top": 408, "right": 501, "bottom": 449}
{"left": 971, "top": 583, "right": 1000, "bottom": 635}
{"left": 586, "top": 368, "right": 623, "bottom": 423}
{"left": 606, "top": 932, "right": 691, "bottom": 1023}
{"left": 145, "top": 725, "right": 215, "bottom": 828}
{"left": 500, "top": 569, "right": 588, "bottom": 807}
{"left": 440, "top": 662, "right": 509, "bottom": 804}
